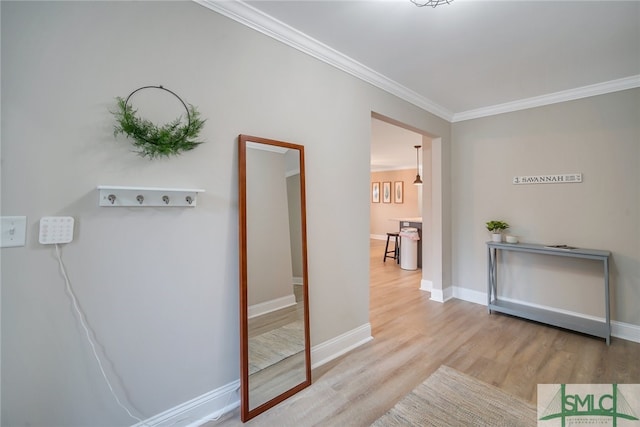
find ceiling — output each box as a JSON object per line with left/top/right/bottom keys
{"left": 199, "top": 0, "right": 639, "bottom": 169}
{"left": 371, "top": 117, "right": 424, "bottom": 171}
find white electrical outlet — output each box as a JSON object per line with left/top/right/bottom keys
{"left": 1, "top": 216, "right": 27, "bottom": 248}
{"left": 39, "top": 216, "right": 75, "bottom": 244}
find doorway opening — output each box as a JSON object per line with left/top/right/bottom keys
{"left": 369, "top": 112, "right": 444, "bottom": 299}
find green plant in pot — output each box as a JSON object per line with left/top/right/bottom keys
{"left": 486, "top": 220, "right": 509, "bottom": 242}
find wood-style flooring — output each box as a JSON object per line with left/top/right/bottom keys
{"left": 209, "top": 239, "right": 639, "bottom": 426}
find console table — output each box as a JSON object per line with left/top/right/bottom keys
{"left": 487, "top": 242, "right": 611, "bottom": 345}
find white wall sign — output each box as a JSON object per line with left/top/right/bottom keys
{"left": 512, "top": 173, "right": 582, "bottom": 185}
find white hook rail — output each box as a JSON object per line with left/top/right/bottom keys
{"left": 97, "top": 186, "right": 205, "bottom": 207}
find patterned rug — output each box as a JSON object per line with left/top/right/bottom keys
{"left": 372, "top": 365, "right": 537, "bottom": 426}
{"left": 249, "top": 320, "right": 304, "bottom": 375}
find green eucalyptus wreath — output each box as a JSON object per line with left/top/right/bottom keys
{"left": 113, "top": 86, "right": 205, "bottom": 159}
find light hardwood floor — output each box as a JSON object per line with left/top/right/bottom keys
{"left": 209, "top": 239, "right": 640, "bottom": 426}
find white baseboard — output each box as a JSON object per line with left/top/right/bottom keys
{"left": 134, "top": 323, "right": 373, "bottom": 426}
{"left": 430, "top": 289, "right": 444, "bottom": 302}
{"left": 443, "top": 286, "right": 454, "bottom": 302}
{"left": 453, "top": 286, "right": 486, "bottom": 305}
{"left": 611, "top": 320, "right": 640, "bottom": 343}
{"left": 311, "top": 323, "right": 373, "bottom": 369}
{"left": 248, "top": 294, "right": 296, "bottom": 319}
{"left": 134, "top": 324, "right": 373, "bottom": 426}
{"left": 133, "top": 380, "right": 240, "bottom": 427}
{"left": 137, "top": 323, "right": 372, "bottom": 426}
{"left": 452, "top": 286, "right": 640, "bottom": 343}
{"left": 427, "top": 283, "right": 453, "bottom": 303}
{"left": 420, "top": 279, "right": 432, "bottom": 292}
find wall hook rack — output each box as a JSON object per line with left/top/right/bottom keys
{"left": 97, "top": 186, "right": 205, "bottom": 207}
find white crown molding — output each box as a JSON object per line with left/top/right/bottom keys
{"left": 194, "top": 0, "right": 454, "bottom": 122}
{"left": 452, "top": 75, "right": 640, "bottom": 122}
{"left": 194, "top": 1, "right": 638, "bottom": 124}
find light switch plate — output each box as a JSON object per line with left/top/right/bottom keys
{"left": 1, "top": 216, "right": 27, "bottom": 248}
{"left": 39, "top": 216, "right": 74, "bottom": 244}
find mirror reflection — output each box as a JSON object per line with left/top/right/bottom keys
{"left": 239, "top": 135, "right": 311, "bottom": 421}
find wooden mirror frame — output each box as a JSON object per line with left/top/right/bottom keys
{"left": 238, "top": 134, "right": 311, "bottom": 422}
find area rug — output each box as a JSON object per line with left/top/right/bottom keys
{"left": 371, "top": 365, "right": 537, "bottom": 426}
{"left": 249, "top": 320, "right": 304, "bottom": 375}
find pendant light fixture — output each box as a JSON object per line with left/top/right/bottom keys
{"left": 413, "top": 145, "right": 423, "bottom": 186}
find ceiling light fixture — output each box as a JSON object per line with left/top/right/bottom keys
{"left": 410, "top": 0, "right": 453, "bottom": 8}
{"left": 413, "top": 145, "right": 423, "bottom": 186}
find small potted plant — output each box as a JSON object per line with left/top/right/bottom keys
{"left": 486, "top": 220, "right": 509, "bottom": 242}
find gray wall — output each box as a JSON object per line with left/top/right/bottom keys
{"left": 0, "top": 1, "right": 449, "bottom": 426}
{"left": 452, "top": 89, "right": 639, "bottom": 325}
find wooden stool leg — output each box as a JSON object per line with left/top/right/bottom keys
{"left": 384, "top": 235, "right": 391, "bottom": 262}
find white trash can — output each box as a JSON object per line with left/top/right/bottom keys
{"left": 400, "top": 227, "right": 420, "bottom": 270}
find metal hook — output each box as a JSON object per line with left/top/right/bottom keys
{"left": 136, "top": 195, "right": 144, "bottom": 204}
{"left": 185, "top": 196, "right": 193, "bottom": 205}
{"left": 108, "top": 194, "right": 116, "bottom": 205}
{"left": 162, "top": 195, "right": 170, "bottom": 205}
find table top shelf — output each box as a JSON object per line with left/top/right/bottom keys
{"left": 487, "top": 241, "right": 610, "bottom": 260}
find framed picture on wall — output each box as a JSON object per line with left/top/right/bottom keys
{"left": 382, "top": 182, "right": 391, "bottom": 203}
{"left": 372, "top": 182, "right": 380, "bottom": 203}
{"left": 394, "top": 181, "right": 404, "bottom": 204}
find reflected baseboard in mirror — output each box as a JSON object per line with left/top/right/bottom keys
{"left": 238, "top": 135, "right": 311, "bottom": 422}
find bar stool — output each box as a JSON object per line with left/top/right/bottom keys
{"left": 383, "top": 232, "right": 400, "bottom": 264}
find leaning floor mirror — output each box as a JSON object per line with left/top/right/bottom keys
{"left": 238, "top": 134, "right": 311, "bottom": 422}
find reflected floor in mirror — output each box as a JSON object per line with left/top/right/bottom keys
{"left": 209, "top": 239, "right": 640, "bottom": 426}
{"left": 248, "top": 352, "right": 306, "bottom": 410}
{"left": 249, "top": 319, "right": 304, "bottom": 374}
{"left": 248, "top": 298, "right": 306, "bottom": 408}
